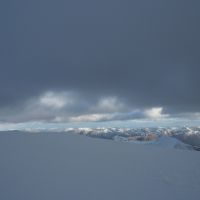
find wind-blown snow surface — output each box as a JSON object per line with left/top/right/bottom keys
{"left": 0, "top": 131, "right": 200, "bottom": 200}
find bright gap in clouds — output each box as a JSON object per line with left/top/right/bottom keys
{"left": 144, "top": 107, "right": 169, "bottom": 119}
{"left": 39, "top": 91, "right": 73, "bottom": 109}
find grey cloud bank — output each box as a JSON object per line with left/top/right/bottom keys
{"left": 0, "top": 91, "right": 167, "bottom": 123}
{"left": 0, "top": 0, "right": 200, "bottom": 124}
{"left": 0, "top": 90, "right": 200, "bottom": 126}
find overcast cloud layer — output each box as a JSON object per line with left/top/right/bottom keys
{"left": 0, "top": 0, "right": 200, "bottom": 124}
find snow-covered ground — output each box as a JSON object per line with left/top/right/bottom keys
{"left": 0, "top": 131, "right": 199, "bottom": 200}
{"left": 64, "top": 127, "right": 200, "bottom": 151}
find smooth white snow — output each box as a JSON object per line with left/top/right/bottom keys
{"left": 0, "top": 131, "right": 199, "bottom": 200}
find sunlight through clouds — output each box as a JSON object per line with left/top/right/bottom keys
{"left": 39, "top": 91, "right": 73, "bottom": 109}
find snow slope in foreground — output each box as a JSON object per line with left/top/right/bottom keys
{"left": 0, "top": 131, "right": 200, "bottom": 200}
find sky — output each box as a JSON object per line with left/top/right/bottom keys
{"left": 0, "top": 0, "right": 200, "bottom": 128}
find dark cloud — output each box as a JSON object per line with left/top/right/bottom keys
{"left": 0, "top": 0, "right": 200, "bottom": 122}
